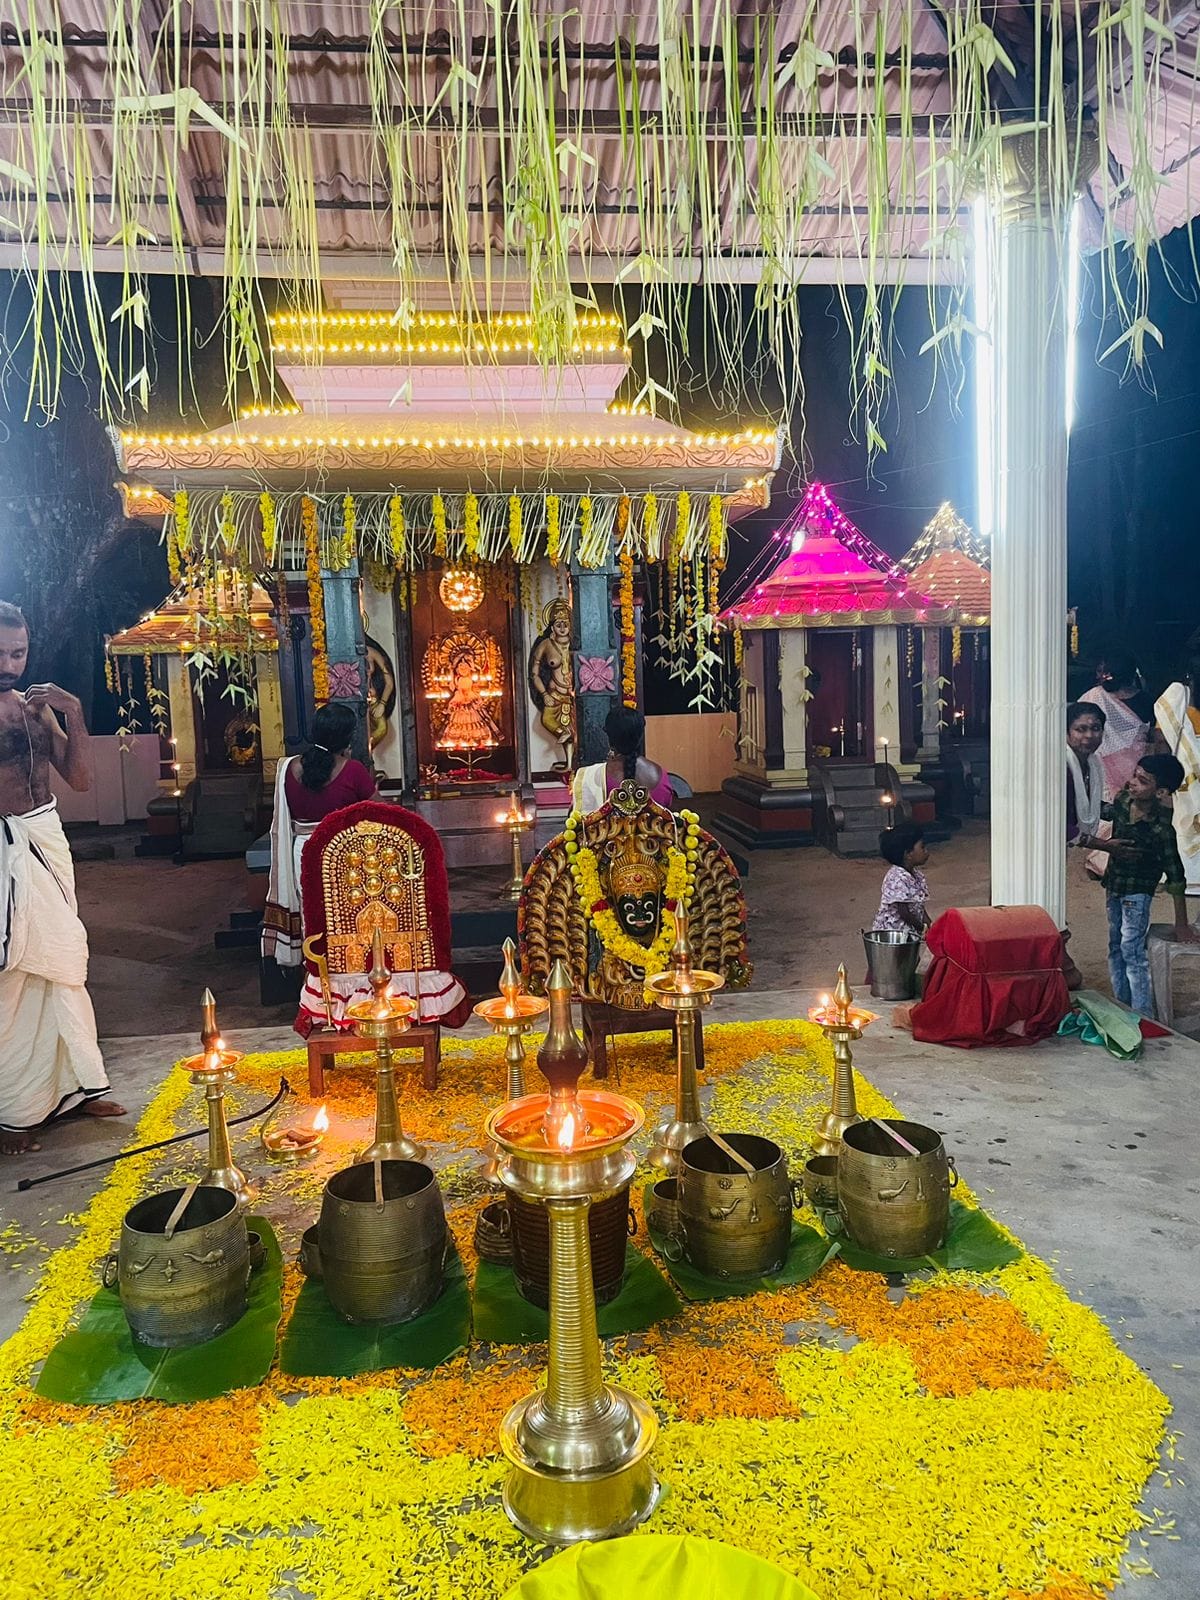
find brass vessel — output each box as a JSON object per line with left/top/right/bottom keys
{"left": 837, "top": 1119, "right": 955, "bottom": 1258}
{"left": 809, "top": 965, "right": 875, "bottom": 1158}
{"left": 646, "top": 1177, "right": 679, "bottom": 1243}
{"left": 802, "top": 1154, "right": 840, "bottom": 1213}
{"left": 677, "top": 1132, "right": 794, "bottom": 1278}
{"left": 344, "top": 928, "right": 423, "bottom": 1164}
{"left": 509, "top": 1186, "right": 634, "bottom": 1308}
{"left": 316, "top": 1158, "right": 448, "bottom": 1324}
{"left": 105, "top": 1183, "right": 251, "bottom": 1348}
{"left": 645, "top": 908, "right": 724, "bottom": 1172}
{"left": 178, "top": 989, "right": 255, "bottom": 1210}
{"left": 474, "top": 939, "right": 550, "bottom": 1184}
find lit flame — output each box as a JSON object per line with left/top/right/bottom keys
{"left": 312, "top": 1105, "right": 330, "bottom": 1134}
{"left": 554, "top": 1109, "right": 578, "bottom": 1151}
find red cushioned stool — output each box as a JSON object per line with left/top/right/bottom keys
{"left": 910, "top": 905, "right": 1070, "bottom": 1048}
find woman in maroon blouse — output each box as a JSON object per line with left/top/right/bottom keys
{"left": 284, "top": 703, "right": 377, "bottom": 822}
{"left": 262, "top": 703, "right": 377, "bottom": 965}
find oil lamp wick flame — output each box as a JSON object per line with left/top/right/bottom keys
{"left": 313, "top": 1104, "right": 330, "bottom": 1134}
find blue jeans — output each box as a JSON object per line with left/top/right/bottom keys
{"left": 1106, "top": 892, "right": 1154, "bottom": 1015}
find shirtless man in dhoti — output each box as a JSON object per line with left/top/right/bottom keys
{"left": 0, "top": 600, "right": 124, "bottom": 1154}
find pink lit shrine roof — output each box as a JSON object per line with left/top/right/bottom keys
{"left": 723, "top": 483, "right": 954, "bottom": 630}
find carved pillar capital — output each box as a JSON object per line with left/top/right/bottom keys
{"left": 998, "top": 128, "right": 1099, "bottom": 224}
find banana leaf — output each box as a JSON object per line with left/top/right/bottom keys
{"left": 642, "top": 1190, "right": 840, "bottom": 1303}
{"left": 472, "top": 1246, "right": 680, "bottom": 1345}
{"left": 35, "top": 1219, "right": 282, "bottom": 1405}
{"left": 833, "top": 1199, "right": 1023, "bottom": 1276}
{"left": 278, "top": 1246, "right": 469, "bottom": 1376}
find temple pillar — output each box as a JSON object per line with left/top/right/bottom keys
{"left": 573, "top": 564, "right": 618, "bottom": 765}
{"left": 165, "top": 655, "right": 197, "bottom": 789}
{"left": 321, "top": 566, "right": 370, "bottom": 763}
{"left": 872, "top": 625, "right": 910, "bottom": 772}
{"left": 986, "top": 136, "right": 1079, "bottom": 927}
{"left": 778, "top": 628, "right": 808, "bottom": 776}
{"left": 256, "top": 651, "right": 285, "bottom": 781}
{"left": 919, "top": 628, "right": 942, "bottom": 760}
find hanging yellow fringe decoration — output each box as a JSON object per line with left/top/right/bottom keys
{"left": 508, "top": 493, "right": 522, "bottom": 557}
{"left": 546, "top": 493, "right": 561, "bottom": 566}
{"left": 219, "top": 490, "right": 237, "bottom": 554}
{"left": 259, "top": 491, "right": 277, "bottom": 565}
{"left": 707, "top": 494, "right": 726, "bottom": 617}
{"left": 464, "top": 492, "right": 480, "bottom": 558}
{"left": 618, "top": 545, "right": 637, "bottom": 708}
{"left": 104, "top": 647, "right": 116, "bottom": 695}
{"left": 303, "top": 496, "right": 329, "bottom": 705}
{"left": 952, "top": 625, "right": 963, "bottom": 666}
{"left": 1070, "top": 621, "right": 1080, "bottom": 657}
{"left": 168, "top": 489, "right": 188, "bottom": 585}
{"left": 340, "top": 493, "right": 357, "bottom": 568}
{"left": 642, "top": 490, "right": 659, "bottom": 561}
{"left": 578, "top": 494, "right": 594, "bottom": 565}
{"left": 432, "top": 492, "right": 447, "bottom": 557}
{"left": 733, "top": 624, "right": 744, "bottom": 668}
{"left": 389, "top": 494, "right": 406, "bottom": 567}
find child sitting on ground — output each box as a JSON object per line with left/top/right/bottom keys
{"left": 1072, "top": 752, "right": 1199, "bottom": 1014}
{"left": 872, "top": 823, "right": 931, "bottom": 937}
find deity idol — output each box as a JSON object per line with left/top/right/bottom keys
{"left": 422, "top": 624, "right": 504, "bottom": 754}
{"left": 597, "top": 835, "right": 666, "bottom": 1008}
{"left": 527, "top": 599, "right": 576, "bottom": 771}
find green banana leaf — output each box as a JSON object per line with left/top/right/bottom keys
{"left": 642, "top": 1189, "right": 840, "bottom": 1303}
{"left": 472, "top": 1246, "right": 680, "bottom": 1345}
{"left": 833, "top": 1199, "right": 1023, "bottom": 1276}
{"left": 279, "top": 1246, "right": 469, "bottom": 1376}
{"left": 35, "top": 1219, "right": 283, "bottom": 1405}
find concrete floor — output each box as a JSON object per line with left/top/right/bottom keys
{"left": 4, "top": 819, "right": 1196, "bottom": 1591}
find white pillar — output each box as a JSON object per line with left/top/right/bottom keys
{"left": 987, "top": 139, "right": 1073, "bottom": 927}
{"left": 919, "top": 628, "right": 942, "bottom": 760}
{"left": 778, "top": 628, "right": 808, "bottom": 775}
{"left": 871, "top": 625, "right": 904, "bottom": 767}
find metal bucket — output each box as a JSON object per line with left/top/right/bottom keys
{"left": 105, "top": 1184, "right": 250, "bottom": 1348}
{"left": 318, "top": 1159, "right": 447, "bottom": 1324}
{"left": 509, "top": 1186, "right": 634, "bottom": 1309}
{"left": 646, "top": 1178, "right": 679, "bottom": 1240}
{"left": 837, "top": 1119, "right": 954, "bottom": 1258}
{"left": 677, "top": 1132, "right": 795, "bottom": 1279}
{"left": 802, "top": 1155, "right": 840, "bottom": 1212}
{"left": 862, "top": 929, "right": 921, "bottom": 1000}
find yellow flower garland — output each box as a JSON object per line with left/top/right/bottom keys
{"left": 339, "top": 493, "right": 356, "bottom": 569}
{"left": 546, "top": 492, "right": 561, "bottom": 565}
{"left": 508, "top": 493, "right": 521, "bottom": 557}
{"left": 564, "top": 806, "right": 699, "bottom": 976}
{"left": 618, "top": 543, "right": 637, "bottom": 708}
{"left": 259, "top": 491, "right": 277, "bottom": 565}
{"left": 169, "top": 489, "right": 188, "bottom": 585}
{"left": 464, "top": 491, "right": 480, "bottom": 558}
{"left": 388, "top": 493, "right": 406, "bottom": 567}
{"left": 643, "top": 489, "right": 659, "bottom": 560}
{"left": 303, "top": 496, "right": 329, "bottom": 705}
{"left": 707, "top": 493, "right": 726, "bottom": 616}
{"left": 432, "top": 492, "right": 448, "bottom": 557}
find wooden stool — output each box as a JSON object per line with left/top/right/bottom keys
{"left": 1148, "top": 923, "right": 1200, "bottom": 1037}
{"left": 306, "top": 1022, "right": 441, "bottom": 1096}
{"left": 581, "top": 1002, "right": 705, "bottom": 1080}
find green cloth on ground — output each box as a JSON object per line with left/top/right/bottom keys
{"left": 278, "top": 1245, "right": 469, "bottom": 1376}
{"left": 471, "top": 1246, "right": 680, "bottom": 1345}
{"left": 503, "top": 1534, "right": 821, "bottom": 1600}
{"left": 1058, "top": 988, "right": 1145, "bottom": 1060}
{"left": 643, "top": 1186, "right": 840, "bottom": 1302}
{"left": 832, "top": 1198, "right": 1023, "bottom": 1276}
{"left": 35, "top": 1219, "right": 283, "bottom": 1405}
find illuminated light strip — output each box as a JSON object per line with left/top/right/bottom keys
{"left": 266, "top": 310, "right": 622, "bottom": 329}
{"left": 1065, "top": 199, "right": 1082, "bottom": 435}
{"left": 269, "top": 339, "right": 630, "bottom": 356}
{"left": 972, "top": 194, "right": 996, "bottom": 542}
{"left": 122, "top": 429, "right": 779, "bottom": 451}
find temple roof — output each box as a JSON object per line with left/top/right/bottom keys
{"left": 108, "top": 576, "right": 277, "bottom": 656}
{"left": 900, "top": 503, "right": 991, "bottom": 624}
{"left": 723, "top": 483, "right": 953, "bottom": 630}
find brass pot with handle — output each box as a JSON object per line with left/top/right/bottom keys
{"left": 837, "top": 1119, "right": 955, "bottom": 1258}
{"left": 676, "top": 1133, "right": 795, "bottom": 1278}
{"left": 104, "top": 1182, "right": 252, "bottom": 1348}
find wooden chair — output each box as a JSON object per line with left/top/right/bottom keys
{"left": 297, "top": 801, "right": 472, "bottom": 1097}
{"left": 581, "top": 1002, "right": 706, "bottom": 1081}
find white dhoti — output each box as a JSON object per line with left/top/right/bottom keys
{"left": 0, "top": 801, "right": 110, "bottom": 1130}
{"left": 1156, "top": 684, "right": 1200, "bottom": 895}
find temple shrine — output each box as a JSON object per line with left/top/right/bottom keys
{"left": 716, "top": 483, "right": 952, "bottom": 855}
{"left": 116, "top": 305, "right": 780, "bottom": 873}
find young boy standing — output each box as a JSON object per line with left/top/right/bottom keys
{"left": 1074, "top": 753, "right": 1199, "bottom": 1014}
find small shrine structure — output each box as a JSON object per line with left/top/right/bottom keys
{"left": 716, "top": 483, "right": 952, "bottom": 856}
{"left": 900, "top": 503, "right": 992, "bottom": 816}
{"left": 117, "top": 305, "right": 779, "bottom": 866}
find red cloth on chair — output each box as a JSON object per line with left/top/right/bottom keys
{"left": 910, "top": 905, "right": 1070, "bottom": 1048}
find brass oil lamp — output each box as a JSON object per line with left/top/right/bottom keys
{"left": 808, "top": 964, "right": 876, "bottom": 1157}
{"left": 486, "top": 959, "right": 658, "bottom": 1545}
{"left": 344, "top": 927, "right": 424, "bottom": 1164}
{"left": 178, "top": 988, "right": 255, "bottom": 1210}
{"left": 498, "top": 790, "right": 533, "bottom": 902}
{"left": 474, "top": 939, "right": 550, "bottom": 1186}
{"left": 644, "top": 907, "right": 724, "bottom": 1172}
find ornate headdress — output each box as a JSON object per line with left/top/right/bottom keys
{"left": 604, "top": 834, "right": 664, "bottom": 900}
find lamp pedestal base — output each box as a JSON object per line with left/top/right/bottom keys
{"left": 500, "top": 1389, "right": 660, "bottom": 1545}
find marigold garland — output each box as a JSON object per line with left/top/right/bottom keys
{"left": 218, "top": 489, "right": 237, "bottom": 554}
{"left": 388, "top": 493, "right": 406, "bottom": 567}
{"left": 302, "top": 496, "right": 329, "bottom": 705}
{"left": 340, "top": 492, "right": 357, "bottom": 569}
{"left": 258, "top": 490, "right": 277, "bottom": 565}
{"left": 642, "top": 489, "right": 659, "bottom": 560}
{"left": 578, "top": 493, "right": 594, "bottom": 566}
{"left": 952, "top": 623, "right": 963, "bottom": 665}
{"left": 507, "top": 492, "right": 521, "bottom": 557}
{"left": 563, "top": 806, "right": 699, "bottom": 976}
{"left": 432, "top": 491, "right": 448, "bottom": 557}
{"left": 707, "top": 493, "right": 726, "bottom": 617}
{"left": 546, "top": 492, "right": 561, "bottom": 565}
{"left": 618, "top": 542, "right": 637, "bottom": 707}
{"left": 733, "top": 624, "right": 744, "bottom": 667}
{"left": 168, "top": 488, "right": 188, "bottom": 585}
{"left": 103, "top": 649, "right": 116, "bottom": 695}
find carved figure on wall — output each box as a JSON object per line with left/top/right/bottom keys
{"left": 528, "top": 598, "right": 577, "bottom": 770}
{"left": 518, "top": 777, "right": 752, "bottom": 1008}
{"left": 364, "top": 634, "right": 397, "bottom": 753}
{"left": 422, "top": 623, "right": 504, "bottom": 753}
